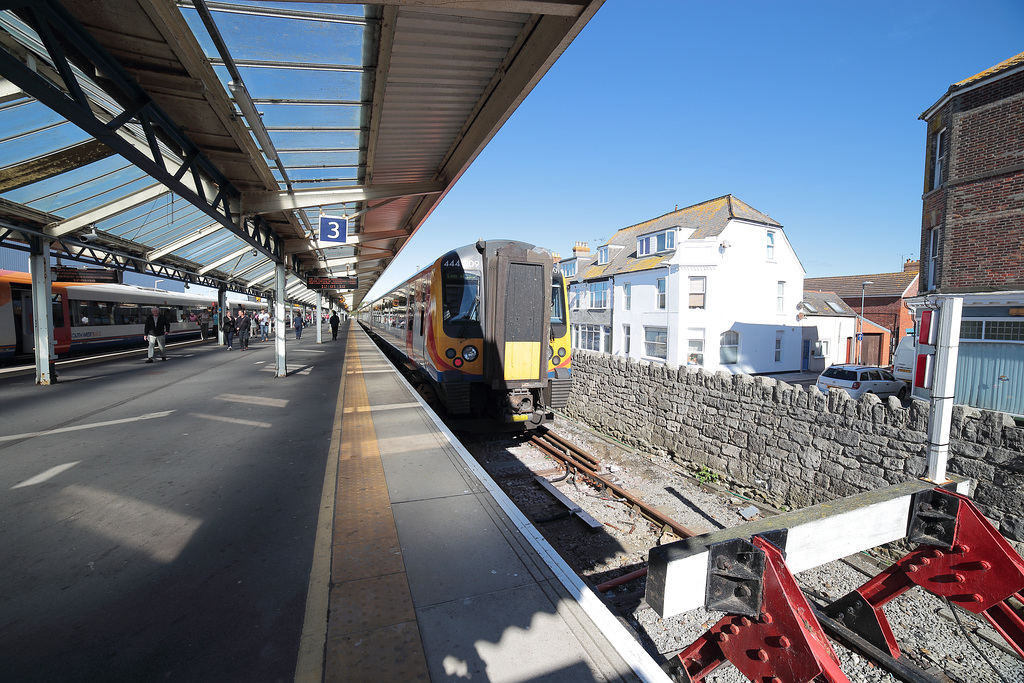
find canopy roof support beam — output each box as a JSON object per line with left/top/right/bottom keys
{"left": 0, "top": 0, "right": 284, "bottom": 262}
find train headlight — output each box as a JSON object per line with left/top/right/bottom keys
{"left": 445, "top": 348, "right": 456, "bottom": 359}
{"left": 462, "top": 345, "right": 478, "bottom": 362}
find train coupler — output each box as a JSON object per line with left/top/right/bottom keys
{"left": 823, "top": 488, "right": 1024, "bottom": 660}
{"left": 667, "top": 533, "right": 849, "bottom": 683}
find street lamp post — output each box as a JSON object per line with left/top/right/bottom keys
{"left": 859, "top": 280, "right": 873, "bottom": 364}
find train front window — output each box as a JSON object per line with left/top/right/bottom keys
{"left": 550, "top": 277, "right": 567, "bottom": 338}
{"left": 441, "top": 265, "right": 482, "bottom": 339}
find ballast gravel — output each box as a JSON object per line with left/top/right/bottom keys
{"left": 464, "top": 415, "right": 1024, "bottom": 683}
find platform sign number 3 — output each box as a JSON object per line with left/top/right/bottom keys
{"left": 319, "top": 215, "right": 348, "bottom": 244}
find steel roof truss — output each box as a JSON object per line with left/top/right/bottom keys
{"left": 0, "top": 1, "right": 283, "bottom": 262}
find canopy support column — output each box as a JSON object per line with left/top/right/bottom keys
{"left": 275, "top": 262, "right": 287, "bottom": 378}
{"left": 315, "top": 292, "right": 323, "bottom": 344}
{"left": 29, "top": 241, "right": 55, "bottom": 385}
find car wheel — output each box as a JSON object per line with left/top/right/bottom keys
{"left": 897, "top": 386, "right": 907, "bottom": 400}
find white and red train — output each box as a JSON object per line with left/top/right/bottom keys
{"left": 0, "top": 269, "right": 211, "bottom": 361}
{"left": 357, "top": 240, "right": 571, "bottom": 429}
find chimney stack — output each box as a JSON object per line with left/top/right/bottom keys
{"left": 573, "top": 241, "right": 590, "bottom": 256}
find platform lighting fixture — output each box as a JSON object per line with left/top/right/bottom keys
{"left": 154, "top": 279, "right": 164, "bottom": 290}
{"left": 859, "top": 281, "right": 873, "bottom": 364}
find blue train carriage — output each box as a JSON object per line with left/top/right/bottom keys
{"left": 358, "top": 239, "right": 571, "bottom": 429}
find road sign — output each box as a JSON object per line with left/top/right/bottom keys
{"left": 318, "top": 215, "right": 347, "bottom": 244}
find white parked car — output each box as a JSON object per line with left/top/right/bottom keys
{"left": 816, "top": 364, "right": 908, "bottom": 400}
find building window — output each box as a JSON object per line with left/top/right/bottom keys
{"left": 579, "top": 324, "right": 601, "bottom": 351}
{"left": 644, "top": 326, "right": 668, "bottom": 359}
{"left": 657, "top": 278, "right": 666, "bottom": 309}
{"left": 623, "top": 282, "right": 631, "bottom": 310}
{"left": 720, "top": 330, "right": 739, "bottom": 364}
{"left": 981, "top": 320, "right": 1024, "bottom": 341}
{"left": 687, "top": 328, "right": 704, "bottom": 366}
{"left": 561, "top": 261, "right": 576, "bottom": 278}
{"left": 623, "top": 324, "right": 631, "bottom": 355}
{"left": 597, "top": 246, "right": 609, "bottom": 265}
{"left": 603, "top": 325, "right": 611, "bottom": 351}
{"left": 638, "top": 230, "right": 675, "bottom": 256}
{"left": 688, "top": 276, "right": 706, "bottom": 309}
{"left": 775, "top": 331, "right": 784, "bottom": 363}
{"left": 961, "top": 320, "right": 983, "bottom": 339}
{"left": 813, "top": 339, "right": 830, "bottom": 357}
{"left": 591, "top": 281, "right": 609, "bottom": 309}
{"left": 657, "top": 230, "right": 675, "bottom": 252}
{"left": 932, "top": 128, "right": 947, "bottom": 190}
{"left": 777, "top": 281, "right": 785, "bottom": 312}
{"left": 766, "top": 231, "right": 775, "bottom": 260}
{"left": 927, "top": 228, "right": 939, "bottom": 290}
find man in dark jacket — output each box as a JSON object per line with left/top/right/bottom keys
{"left": 144, "top": 307, "right": 170, "bottom": 362}
{"left": 238, "top": 311, "right": 252, "bottom": 350}
{"left": 329, "top": 311, "right": 340, "bottom": 341}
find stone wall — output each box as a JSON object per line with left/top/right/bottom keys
{"left": 565, "top": 350, "right": 1024, "bottom": 547}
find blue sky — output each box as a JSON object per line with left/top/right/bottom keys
{"left": 365, "top": 0, "right": 1024, "bottom": 301}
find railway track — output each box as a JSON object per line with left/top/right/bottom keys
{"left": 463, "top": 419, "right": 1024, "bottom": 683}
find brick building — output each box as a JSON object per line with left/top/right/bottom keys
{"left": 919, "top": 51, "right": 1024, "bottom": 293}
{"left": 910, "top": 51, "right": 1024, "bottom": 417}
{"left": 804, "top": 261, "right": 919, "bottom": 365}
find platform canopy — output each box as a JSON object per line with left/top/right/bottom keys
{"left": 0, "top": 0, "right": 601, "bottom": 307}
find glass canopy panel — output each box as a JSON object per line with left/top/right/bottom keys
{"left": 5, "top": 158, "right": 148, "bottom": 216}
{"left": 0, "top": 122, "right": 91, "bottom": 175}
{"left": 193, "top": 235, "right": 251, "bottom": 264}
{"left": 259, "top": 104, "right": 362, "bottom": 129}
{"left": 236, "top": 66, "right": 363, "bottom": 101}
{"left": 0, "top": 100, "right": 69, "bottom": 146}
{"left": 199, "top": 8, "right": 364, "bottom": 66}
{"left": 277, "top": 168, "right": 358, "bottom": 184}
{"left": 272, "top": 130, "right": 360, "bottom": 150}
{"left": 277, "top": 150, "right": 360, "bottom": 167}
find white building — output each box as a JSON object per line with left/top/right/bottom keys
{"left": 570, "top": 195, "right": 806, "bottom": 374}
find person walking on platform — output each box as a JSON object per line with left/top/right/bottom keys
{"left": 259, "top": 307, "right": 270, "bottom": 341}
{"left": 144, "top": 307, "right": 169, "bottom": 363}
{"left": 223, "top": 310, "right": 236, "bottom": 350}
{"left": 200, "top": 308, "right": 211, "bottom": 340}
{"left": 329, "top": 310, "right": 340, "bottom": 341}
{"left": 293, "top": 312, "right": 303, "bottom": 339}
{"left": 238, "top": 311, "right": 252, "bottom": 350}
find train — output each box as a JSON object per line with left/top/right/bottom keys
{"left": 0, "top": 269, "right": 213, "bottom": 362}
{"left": 357, "top": 239, "right": 572, "bottom": 429}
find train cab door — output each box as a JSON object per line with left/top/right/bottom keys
{"left": 487, "top": 243, "right": 551, "bottom": 388}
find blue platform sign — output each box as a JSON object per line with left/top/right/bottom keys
{"left": 319, "top": 215, "right": 347, "bottom": 244}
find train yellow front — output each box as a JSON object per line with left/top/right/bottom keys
{"left": 358, "top": 240, "right": 571, "bottom": 429}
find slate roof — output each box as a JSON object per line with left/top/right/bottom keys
{"left": 804, "top": 271, "right": 918, "bottom": 299}
{"left": 954, "top": 50, "right": 1024, "bottom": 88}
{"left": 579, "top": 195, "right": 781, "bottom": 280}
{"left": 799, "top": 290, "right": 855, "bottom": 316}
{"left": 922, "top": 51, "right": 1024, "bottom": 119}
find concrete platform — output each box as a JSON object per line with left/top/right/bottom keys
{"left": 0, "top": 320, "right": 669, "bottom": 682}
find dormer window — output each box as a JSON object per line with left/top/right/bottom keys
{"left": 637, "top": 229, "right": 676, "bottom": 257}
{"left": 597, "top": 246, "right": 609, "bottom": 265}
